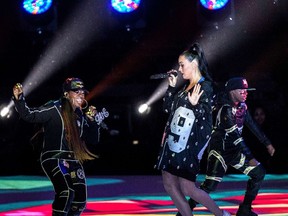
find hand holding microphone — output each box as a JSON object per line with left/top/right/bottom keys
{"left": 167, "top": 69, "right": 178, "bottom": 87}
{"left": 86, "top": 106, "right": 109, "bottom": 129}
{"left": 150, "top": 69, "right": 178, "bottom": 79}
{"left": 85, "top": 105, "right": 97, "bottom": 121}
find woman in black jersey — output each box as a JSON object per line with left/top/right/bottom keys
{"left": 155, "top": 43, "right": 231, "bottom": 216}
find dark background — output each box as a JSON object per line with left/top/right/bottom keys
{"left": 0, "top": 0, "right": 287, "bottom": 175}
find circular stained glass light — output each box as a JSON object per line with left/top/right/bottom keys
{"left": 111, "top": 0, "right": 141, "bottom": 13}
{"left": 23, "top": 0, "right": 53, "bottom": 15}
{"left": 200, "top": 0, "right": 229, "bottom": 10}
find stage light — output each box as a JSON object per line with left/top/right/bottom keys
{"left": 138, "top": 103, "right": 149, "bottom": 114}
{"left": 200, "top": 0, "right": 230, "bottom": 10}
{"left": 0, "top": 101, "right": 13, "bottom": 119}
{"left": 0, "top": 107, "right": 9, "bottom": 118}
{"left": 20, "top": 0, "right": 57, "bottom": 42}
{"left": 197, "top": 0, "right": 235, "bottom": 27}
{"left": 108, "top": 0, "right": 146, "bottom": 34}
{"left": 132, "top": 140, "right": 139, "bottom": 145}
{"left": 111, "top": 0, "right": 141, "bottom": 13}
{"left": 23, "top": 0, "right": 53, "bottom": 15}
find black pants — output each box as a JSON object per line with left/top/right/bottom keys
{"left": 201, "top": 149, "right": 265, "bottom": 203}
{"left": 41, "top": 158, "right": 87, "bottom": 216}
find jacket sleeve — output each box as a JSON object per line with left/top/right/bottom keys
{"left": 244, "top": 110, "right": 272, "bottom": 147}
{"left": 163, "top": 85, "right": 177, "bottom": 114}
{"left": 82, "top": 117, "right": 101, "bottom": 146}
{"left": 13, "top": 96, "right": 53, "bottom": 123}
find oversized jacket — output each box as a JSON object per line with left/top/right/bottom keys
{"left": 13, "top": 95, "right": 100, "bottom": 161}
{"left": 156, "top": 79, "right": 213, "bottom": 175}
{"left": 210, "top": 95, "right": 271, "bottom": 159}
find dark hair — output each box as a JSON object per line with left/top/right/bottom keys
{"left": 180, "top": 42, "right": 213, "bottom": 82}
{"left": 61, "top": 97, "right": 96, "bottom": 163}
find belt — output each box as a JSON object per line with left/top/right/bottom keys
{"left": 41, "top": 151, "right": 75, "bottom": 160}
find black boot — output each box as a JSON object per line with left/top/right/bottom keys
{"left": 236, "top": 203, "right": 258, "bottom": 216}
{"left": 175, "top": 198, "right": 197, "bottom": 216}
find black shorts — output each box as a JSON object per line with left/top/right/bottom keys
{"left": 165, "top": 165, "right": 197, "bottom": 182}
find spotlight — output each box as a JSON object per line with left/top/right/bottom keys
{"left": 0, "top": 107, "right": 9, "bottom": 118}
{"left": 109, "top": 0, "right": 145, "bottom": 33}
{"left": 197, "top": 0, "right": 235, "bottom": 27}
{"left": 23, "top": 0, "right": 53, "bottom": 15}
{"left": 132, "top": 140, "right": 139, "bottom": 145}
{"left": 200, "top": 0, "right": 230, "bottom": 10}
{"left": 0, "top": 102, "right": 14, "bottom": 119}
{"left": 111, "top": 0, "right": 141, "bottom": 13}
{"left": 20, "top": 0, "right": 57, "bottom": 41}
{"left": 138, "top": 103, "right": 150, "bottom": 114}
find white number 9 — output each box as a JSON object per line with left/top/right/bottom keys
{"left": 167, "top": 107, "right": 195, "bottom": 153}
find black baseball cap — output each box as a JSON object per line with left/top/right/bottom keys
{"left": 225, "top": 77, "right": 256, "bottom": 91}
{"left": 62, "top": 77, "right": 89, "bottom": 93}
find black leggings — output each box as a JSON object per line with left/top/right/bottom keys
{"left": 41, "top": 158, "right": 87, "bottom": 216}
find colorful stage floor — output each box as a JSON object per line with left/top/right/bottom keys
{"left": 0, "top": 174, "right": 287, "bottom": 216}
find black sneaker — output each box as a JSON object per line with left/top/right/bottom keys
{"left": 175, "top": 198, "right": 197, "bottom": 216}
{"left": 236, "top": 203, "right": 258, "bottom": 216}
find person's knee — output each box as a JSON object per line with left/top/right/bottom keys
{"left": 162, "top": 171, "right": 175, "bottom": 193}
{"left": 60, "top": 189, "right": 75, "bottom": 202}
{"left": 53, "top": 189, "right": 75, "bottom": 213}
{"left": 200, "top": 179, "right": 218, "bottom": 193}
{"left": 257, "top": 164, "right": 266, "bottom": 180}
{"left": 163, "top": 181, "right": 175, "bottom": 194}
{"left": 250, "top": 164, "right": 266, "bottom": 181}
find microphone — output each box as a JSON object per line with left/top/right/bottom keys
{"left": 150, "top": 70, "right": 178, "bottom": 79}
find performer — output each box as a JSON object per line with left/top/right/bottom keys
{"left": 13, "top": 77, "right": 102, "bottom": 216}
{"left": 180, "top": 77, "right": 275, "bottom": 216}
{"left": 155, "top": 42, "right": 231, "bottom": 216}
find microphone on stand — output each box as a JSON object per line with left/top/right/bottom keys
{"left": 150, "top": 70, "right": 178, "bottom": 79}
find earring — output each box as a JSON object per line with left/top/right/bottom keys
{"left": 64, "top": 92, "right": 68, "bottom": 98}
{"left": 81, "top": 99, "right": 88, "bottom": 109}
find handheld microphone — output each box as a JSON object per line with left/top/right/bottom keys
{"left": 150, "top": 70, "right": 178, "bottom": 79}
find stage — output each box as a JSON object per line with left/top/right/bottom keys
{"left": 0, "top": 174, "right": 287, "bottom": 216}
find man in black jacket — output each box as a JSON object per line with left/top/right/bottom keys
{"left": 177, "top": 77, "right": 275, "bottom": 216}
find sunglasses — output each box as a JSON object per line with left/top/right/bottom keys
{"left": 71, "top": 90, "right": 85, "bottom": 95}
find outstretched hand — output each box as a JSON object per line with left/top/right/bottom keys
{"left": 188, "top": 83, "right": 203, "bottom": 106}
{"left": 13, "top": 83, "right": 23, "bottom": 100}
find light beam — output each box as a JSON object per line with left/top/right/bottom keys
{"left": 22, "top": 0, "right": 111, "bottom": 96}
